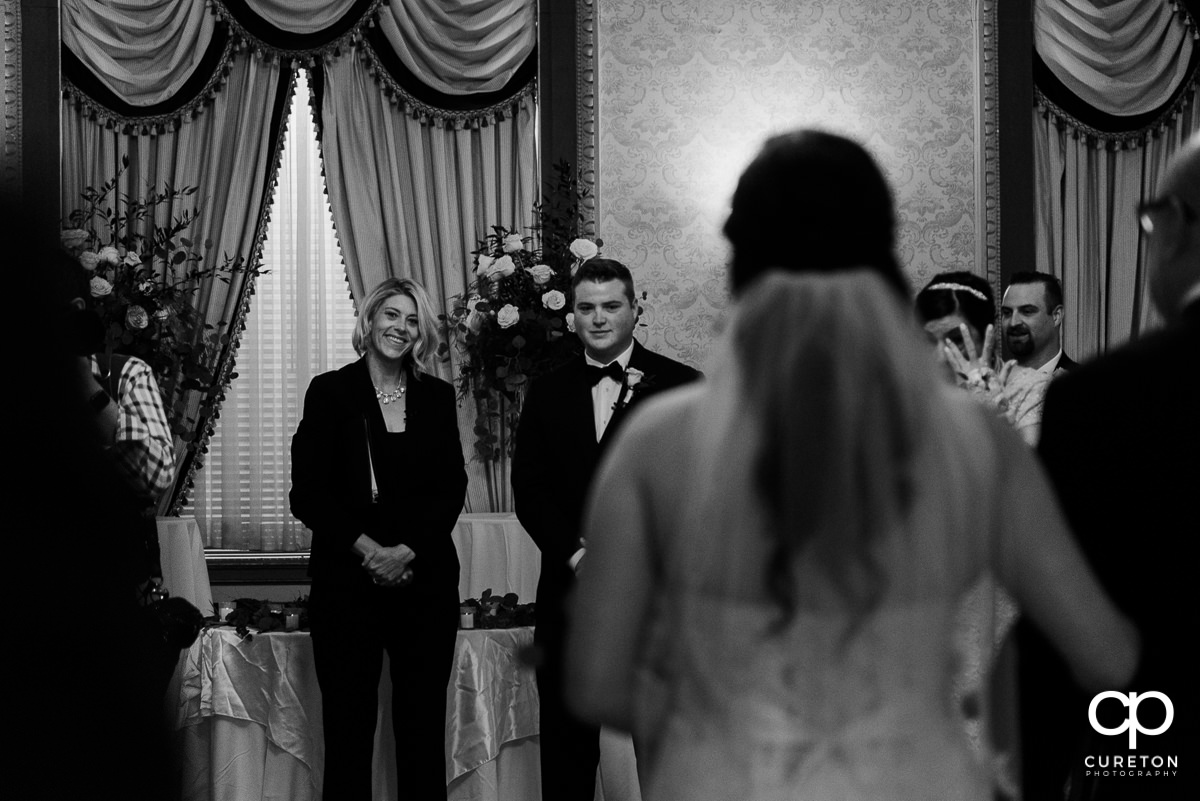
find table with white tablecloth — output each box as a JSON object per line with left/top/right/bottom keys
{"left": 452, "top": 513, "right": 540, "bottom": 602}
{"left": 451, "top": 515, "right": 640, "bottom": 801}
{"left": 176, "top": 512, "right": 638, "bottom": 801}
{"left": 158, "top": 516, "right": 214, "bottom": 613}
{"left": 176, "top": 625, "right": 540, "bottom": 801}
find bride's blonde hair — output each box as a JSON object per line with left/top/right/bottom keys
{"left": 700, "top": 270, "right": 941, "bottom": 628}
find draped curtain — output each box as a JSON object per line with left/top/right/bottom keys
{"left": 61, "top": 0, "right": 293, "bottom": 514}
{"left": 62, "top": 0, "right": 538, "bottom": 519}
{"left": 1033, "top": 0, "right": 1200, "bottom": 359}
{"left": 190, "top": 70, "right": 358, "bottom": 552}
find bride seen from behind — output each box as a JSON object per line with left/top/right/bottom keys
{"left": 564, "top": 130, "right": 1138, "bottom": 801}
{"left": 568, "top": 270, "right": 1138, "bottom": 801}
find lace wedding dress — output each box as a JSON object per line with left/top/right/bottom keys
{"left": 624, "top": 384, "right": 1009, "bottom": 801}
{"left": 636, "top": 598, "right": 994, "bottom": 801}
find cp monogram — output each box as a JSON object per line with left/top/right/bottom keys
{"left": 1088, "top": 691, "right": 1174, "bottom": 749}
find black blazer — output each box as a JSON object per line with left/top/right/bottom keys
{"left": 1055, "top": 352, "right": 1080, "bottom": 372}
{"left": 1019, "top": 302, "right": 1199, "bottom": 800}
{"left": 290, "top": 358, "right": 467, "bottom": 589}
{"left": 512, "top": 341, "right": 700, "bottom": 627}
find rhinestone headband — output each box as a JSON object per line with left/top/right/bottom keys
{"left": 925, "top": 282, "right": 989, "bottom": 303}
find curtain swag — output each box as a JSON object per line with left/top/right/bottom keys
{"left": 358, "top": 38, "right": 534, "bottom": 130}
{"left": 62, "top": 32, "right": 238, "bottom": 137}
{"left": 1035, "top": 0, "right": 1199, "bottom": 147}
{"left": 62, "top": 0, "right": 535, "bottom": 135}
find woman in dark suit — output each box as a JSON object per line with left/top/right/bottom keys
{"left": 291, "top": 276, "right": 467, "bottom": 801}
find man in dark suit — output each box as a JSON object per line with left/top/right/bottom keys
{"left": 513, "top": 257, "right": 701, "bottom": 801}
{"left": 1018, "top": 134, "right": 1199, "bottom": 800}
{"left": 1002, "top": 271, "right": 1080, "bottom": 374}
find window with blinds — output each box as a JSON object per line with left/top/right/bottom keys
{"left": 189, "top": 70, "right": 358, "bottom": 551}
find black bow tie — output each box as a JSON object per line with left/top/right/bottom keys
{"left": 585, "top": 362, "right": 625, "bottom": 386}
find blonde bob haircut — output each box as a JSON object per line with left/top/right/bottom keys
{"left": 352, "top": 277, "right": 442, "bottom": 378}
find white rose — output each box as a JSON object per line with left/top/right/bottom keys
{"left": 125, "top": 305, "right": 150, "bottom": 330}
{"left": 502, "top": 233, "right": 524, "bottom": 253}
{"left": 60, "top": 229, "right": 89, "bottom": 250}
{"left": 490, "top": 255, "right": 517, "bottom": 278}
{"left": 527, "top": 264, "right": 554, "bottom": 285}
{"left": 474, "top": 254, "right": 494, "bottom": 277}
{"left": 97, "top": 245, "right": 121, "bottom": 265}
{"left": 467, "top": 310, "right": 486, "bottom": 333}
{"left": 565, "top": 312, "right": 576, "bottom": 333}
{"left": 89, "top": 276, "right": 113, "bottom": 297}
{"left": 625, "top": 367, "right": 645, "bottom": 388}
{"left": 79, "top": 251, "right": 101, "bottom": 272}
{"left": 497, "top": 303, "right": 520, "bottom": 329}
{"left": 542, "top": 290, "right": 566, "bottom": 311}
{"left": 123, "top": 250, "right": 143, "bottom": 267}
{"left": 569, "top": 238, "right": 599, "bottom": 261}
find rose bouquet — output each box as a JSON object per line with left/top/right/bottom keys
{"left": 213, "top": 596, "right": 309, "bottom": 641}
{"left": 445, "top": 163, "right": 599, "bottom": 461}
{"left": 60, "top": 156, "right": 259, "bottom": 437}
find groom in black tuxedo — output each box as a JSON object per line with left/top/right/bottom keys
{"left": 1018, "top": 134, "right": 1200, "bottom": 800}
{"left": 513, "top": 257, "right": 700, "bottom": 801}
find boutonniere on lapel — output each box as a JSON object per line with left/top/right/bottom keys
{"left": 613, "top": 367, "right": 653, "bottom": 413}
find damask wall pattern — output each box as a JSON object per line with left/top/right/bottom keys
{"left": 596, "top": 0, "right": 979, "bottom": 366}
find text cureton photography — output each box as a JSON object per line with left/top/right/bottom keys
{"left": 1084, "top": 754, "right": 1179, "bottom": 778}
{"left": 1084, "top": 691, "right": 1182, "bottom": 783}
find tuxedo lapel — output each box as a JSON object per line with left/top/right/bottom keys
{"left": 561, "top": 358, "right": 602, "bottom": 452}
{"left": 599, "top": 341, "right": 647, "bottom": 446}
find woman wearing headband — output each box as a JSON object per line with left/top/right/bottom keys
{"left": 916, "top": 271, "right": 1052, "bottom": 446}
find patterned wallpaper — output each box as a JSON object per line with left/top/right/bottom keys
{"left": 596, "top": 0, "right": 979, "bottom": 367}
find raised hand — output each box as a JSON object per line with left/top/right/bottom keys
{"left": 942, "top": 323, "right": 999, "bottom": 389}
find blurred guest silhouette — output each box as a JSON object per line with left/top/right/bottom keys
{"left": 1019, "top": 133, "right": 1200, "bottom": 801}
{"left": 11, "top": 207, "right": 177, "bottom": 799}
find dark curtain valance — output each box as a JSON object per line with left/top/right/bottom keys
{"left": 62, "top": 0, "right": 537, "bottom": 132}
{"left": 1035, "top": 0, "right": 1200, "bottom": 146}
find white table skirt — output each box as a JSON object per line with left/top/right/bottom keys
{"left": 158, "top": 516, "right": 214, "bottom": 613}
{"left": 176, "top": 626, "right": 539, "bottom": 801}
{"left": 176, "top": 719, "right": 540, "bottom": 801}
{"left": 452, "top": 513, "right": 540, "bottom": 603}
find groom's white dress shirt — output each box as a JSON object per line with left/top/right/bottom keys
{"left": 587, "top": 341, "right": 635, "bottom": 441}
{"left": 572, "top": 341, "right": 635, "bottom": 573}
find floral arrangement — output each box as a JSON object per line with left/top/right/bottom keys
{"left": 460, "top": 589, "right": 535, "bottom": 629}
{"left": 444, "top": 162, "right": 598, "bottom": 461}
{"left": 612, "top": 366, "right": 651, "bottom": 415}
{"left": 211, "top": 596, "right": 309, "bottom": 640}
{"left": 60, "top": 155, "right": 259, "bottom": 437}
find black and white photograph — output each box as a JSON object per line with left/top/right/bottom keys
{"left": 4, "top": 1, "right": 1196, "bottom": 799}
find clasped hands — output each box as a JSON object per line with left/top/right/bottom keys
{"left": 364, "top": 544, "right": 415, "bottom": 587}
{"left": 941, "top": 323, "right": 1015, "bottom": 392}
